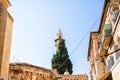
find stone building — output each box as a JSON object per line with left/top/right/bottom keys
{"left": 9, "top": 63, "right": 57, "bottom": 80}
{"left": 9, "top": 62, "right": 88, "bottom": 80}
{"left": 0, "top": 0, "right": 14, "bottom": 80}
{"left": 88, "top": 32, "right": 105, "bottom": 80}
{"left": 88, "top": 0, "right": 120, "bottom": 80}
{"left": 58, "top": 74, "right": 88, "bottom": 80}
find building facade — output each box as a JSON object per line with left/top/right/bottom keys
{"left": 88, "top": 0, "right": 120, "bottom": 80}
{"left": 58, "top": 74, "right": 88, "bottom": 80}
{"left": 9, "top": 63, "right": 88, "bottom": 80}
{"left": 0, "top": 0, "right": 14, "bottom": 80}
{"left": 9, "top": 63, "right": 57, "bottom": 80}
{"left": 88, "top": 32, "right": 105, "bottom": 80}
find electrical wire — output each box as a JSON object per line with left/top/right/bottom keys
{"left": 58, "top": 16, "right": 101, "bottom": 70}
{"left": 105, "top": 49, "right": 120, "bottom": 56}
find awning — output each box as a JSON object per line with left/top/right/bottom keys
{"left": 99, "top": 72, "right": 112, "bottom": 80}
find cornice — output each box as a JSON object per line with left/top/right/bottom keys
{"left": 87, "top": 32, "right": 98, "bottom": 60}
{"left": 0, "top": 0, "right": 11, "bottom": 9}
{"left": 91, "top": 32, "right": 98, "bottom": 39}
{"left": 98, "top": 0, "right": 110, "bottom": 33}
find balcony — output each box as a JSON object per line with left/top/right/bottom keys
{"left": 102, "top": 24, "right": 112, "bottom": 47}
{"left": 99, "top": 45, "right": 107, "bottom": 57}
{"left": 98, "top": 24, "right": 112, "bottom": 57}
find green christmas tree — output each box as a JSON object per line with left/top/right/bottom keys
{"left": 52, "top": 39, "right": 73, "bottom": 74}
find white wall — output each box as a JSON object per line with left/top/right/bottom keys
{"left": 111, "top": 58, "right": 120, "bottom": 80}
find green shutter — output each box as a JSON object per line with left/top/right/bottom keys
{"left": 104, "top": 24, "right": 112, "bottom": 36}
{"left": 104, "top": 24, "right": 112, "bottom": 30}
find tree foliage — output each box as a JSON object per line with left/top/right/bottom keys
{"left": 51, "top": 39, "right": 73, "bottom": 74}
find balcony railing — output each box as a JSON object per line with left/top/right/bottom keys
{"left": 99, "top": 45, "right": 107, "bottom": 57}
{"left": 102, "top": 24, "right": 112, "bottom": 47}
{"left": 98, "top": 24, "right": 113, "bottom": 57}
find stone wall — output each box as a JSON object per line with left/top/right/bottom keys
{"left": 9, "top": 63, "right": 88, "bottom": 80}
{"left": 59, "top": 75, "right": 88, "bottom": 80}
{"left": 9, "top": 63, "right": 56, "bottom": 80}
{"left": 0, "top": 0, "right": 13, "bottom": 80}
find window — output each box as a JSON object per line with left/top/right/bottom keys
{"left": 107, "top": 56, "right": 114, "bottom": 70}
{"left": 114, "top": 45, "right": 120, "bottom": 60}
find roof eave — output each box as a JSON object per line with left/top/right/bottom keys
{"left": 98, "top": 0, "right": 110, "bottom": 33}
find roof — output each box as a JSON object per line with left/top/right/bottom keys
{"left": 98, "top": 0, "right": 110, "bottom": 33}
{"left": 10, "top": 62, "right": 55, "bottom": 75}
{"left": 64, "top": 70, "right": 70, "bottom": 75}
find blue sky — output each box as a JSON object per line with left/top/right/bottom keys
{"left": 9, "top": 0, "right": 104, "bottom": 74}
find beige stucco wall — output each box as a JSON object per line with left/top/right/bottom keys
{"left": 0, "top": 0, "right": 13, "bottom": 80}
{"left": 110, "top": 13, "right": 120, "bottom": 80}
{"left": 111, "top": 58, "right": 120, "bottom": 80}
